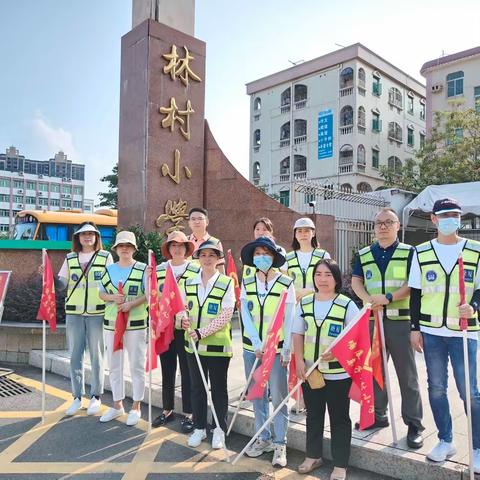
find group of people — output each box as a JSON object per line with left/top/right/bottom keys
{"left": 46, "top": 200, "right": 480, "bottom": 479}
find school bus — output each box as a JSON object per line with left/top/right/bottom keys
{"left": 13, "top": 209, "right": 117, "bottom": 244}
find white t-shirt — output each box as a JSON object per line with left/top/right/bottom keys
{"left": 292, "top": 297, "right": 359, "bottom": 380}
{"left": 58, "top": 251, "right": 113, "bottom": 278}
{"left": 295, "top": 250, "right": 331, "bottom": 273}
{"left": 240, "top": 272, "right": 296, "bottom": 306}
{"left": 181, "top": 270, "right": 235, "bottom": 309}
{"left": 159, "top": 260, "right": 189, "bottom": 280}
{"left": 409, "top": 238, "right": 479, "bottom": 339}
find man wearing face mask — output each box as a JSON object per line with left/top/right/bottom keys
{"left": 409, "top": 198, "right": 480, "bottom": 471}
{"left": 239, "top": 236, "right": 296, "bottom": 467}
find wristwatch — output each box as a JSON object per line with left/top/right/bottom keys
{"left": 385, "top": 292, "right": 393, "bottom": 304}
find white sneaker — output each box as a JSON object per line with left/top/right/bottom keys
{"left": 473, "top": 449, "right": 480, "bottom": 474}
{"left": 246, "top": 438, "right": 274, "bottom": 457}
{"left": 427, "top": 440, "right": 457, "bottom": 462}
{"left": 272, "top": 444, "right": 287, "bottom": 467}
{"left": 99, "top": 407, "right": 125, "bottom": 423}
{"left": 87, "top": 397, "right": 101, "bottom": 415}
{"left": 126, "top": 409, "right": 141, "bottom": 426}
{"left": 188, "top": 428, "right": 207, "bottom": 447}
{"left": 65, "top": 398, "right": 82, "bottom": 416}
{"left": 212, "top": 427, "right": 225, "bottom": 449}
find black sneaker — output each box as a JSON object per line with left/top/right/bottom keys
{"left": 181, "top": 416, "right": 194, "bottom": 433}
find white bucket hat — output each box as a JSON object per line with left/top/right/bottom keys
{"left": 74, "top": 223, "right": 100, "bottom": 235}
{"left": 294, "top": 217, "right": 315, "bottom": 230}
{"left": 112, "top": 231, "right": 138, "bottom": 250}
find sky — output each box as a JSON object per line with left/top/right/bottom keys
{"left": 1, "top": 0, "right": 479, "bottom": 203}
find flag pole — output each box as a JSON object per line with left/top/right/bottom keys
{"left": 187, "top": 330, "right": 230, "bottom": 462}
{"left": 377, "top": 310, "right": 398, "bottom": 445}
{"left": 232, "top": 354, "right": 323, "bottom": 466}
{"left": 147, "top": 249, "right": 153, "bottom": 434}
{"left": 41, "top": 248, "right": 46, "bottom": 425}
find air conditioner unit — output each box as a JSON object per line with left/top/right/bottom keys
{"left": 38, "top": 174, "right": 43, "bottom": 179}
{"left": 62, "top": 177, "right": 67, "bottom": 182}
{"left": 38, "top": 192, "right": 43, "bottom": 196}
{"left": 17, "top": 204, "right": 24, "bottom": 209}
{"left": 17, "top": 189, "right": 24, "bottom": 194}
{"left": 431, "top": 83, "right": 443, "bottom": 93}
{"left": 18, "top": 172, "right": 24, "bottom": 176}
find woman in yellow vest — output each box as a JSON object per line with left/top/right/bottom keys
{"left": 240, "top": 236, "right": 296, "bottom": 467}
{"left": 152, "top": 231, "right": 199, "bottom": 432}
{"left": 98, "top": 231, "right": 147, "bottom": 426}
{"left": 51, "top": 222, "right": 113, "bottom": 417}
{"left": 179, "top": 240, "right": 235, "bottom": 450}
{"left": 286, "top": 217, "right": 330, "bottom": 301}
{"left": 292, "top": 259, "right": 359, "bottom": 479}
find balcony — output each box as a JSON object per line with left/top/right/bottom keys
{"left": 280, "top": 104, "right": 291, "bottom": 114}
{"left": 357, "top": 123, "right": 366, "bottom": 134}
{"left": 294, "top": 99, "right": 307, "bottom": 109}
{"left": 279, "top": 139, "right": 290, "bottom": 148}
{"left": 294, "top": 171, "right": 307, "bottom": 180}
{"left": 340, "top": 125, "right": 353, "bottom": 135}
{"left": 372, "top": 82, "right": 382, "bottom": 96}
{"left": 372, "top": 119, "right": 382, "bottom": 133}
{"left": 279, "top": 173, "right": 290, "bottom": 182}
{"left": 338, "top": 163, "right": 353, "bottom": 174}
{"left": 340, "top": 87, "right": 353, "bottom": 97}
{"left": 294, "top": 135, "right": 307, "bottom": 145}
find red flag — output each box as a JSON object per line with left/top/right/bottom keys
{"left": 226, "top": 249, "right": 240, "bottom": 308}
{"left": 458, "top": 256, "right": 468, "bottom": 331}
{"left": 146, "top": 252, "right": 161, "bottom": 371}
{"left": 330, "top": 307, "right": 375, "bottom": 430}
{"left": 372, "top": 311, "right": 384, "bottom": 390}
{"left": 36, "top": 251, "right": 57, "bottom": 332}
{"left": 113, "top": 282, "right": 128, "bottom": 351}
{"left": 246, "top": 291, "right": 287, "bottom": 400}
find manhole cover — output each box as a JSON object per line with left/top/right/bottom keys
{"left": 0, "top": 376, "right": 31, "bottom": 398}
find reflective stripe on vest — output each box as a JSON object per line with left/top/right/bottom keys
{"left": 301, "top": 293, "right": 350, "bottom": 374}
{"left": 416, "top": 239, "right": 480, "bottom": 331}
{"left": 156, "top": 262, "right": 200, "bottom": 328}
{"left": 184, "top": 274, "right": 233, "bottom": 357}
{"left": 101, "top": 262, "right": 147, "bottom": 330}
{"left": 286, "top": 249, "right": 327, "bottom": 290}
{"left": 359, "top": 242, "right": 411, "bottom": 320}
{"left": 65, "top": 250, "right": 109, "bottom": 316}
{"left": 241, "top": 273, "right": 292, "bottom": 352}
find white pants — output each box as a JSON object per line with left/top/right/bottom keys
{"left": 104, "top": 329, "right": 146, "bottom": 402}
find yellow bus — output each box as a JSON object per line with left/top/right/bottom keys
{"left": 13, "top": 209, "right": 117, "bottom": 244}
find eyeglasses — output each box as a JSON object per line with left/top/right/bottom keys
{"left": 374, "top": 220, "right": 398, "bottom": 228}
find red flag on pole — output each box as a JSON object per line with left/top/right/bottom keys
{"left": 146, "top": 251, "right": 161, "bottom": 371}
{"left": 246, "top": 291, "right": 287, "bottom": 400}
{"left": 372, "top": 311, "right": 384, "bottom": 390}
{"left": 458, "top": 256, "right": 468, "bottom": 331}
{"left": 226, "top": 249, "right": 240, "bottom": 308}
{"left": 330, "top": 307, "right": 375, "bottom": 430}
{"left": 36, "top": 252, "right": 57, "bottom": 332}
{"left": 113, "top": 282, "right": 128, "bottom": 351}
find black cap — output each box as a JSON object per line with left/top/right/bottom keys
{"left": 432, "top": 198, "right": 462, "bottom": 215}
{"left": 240, "top": 236, "right": 286, "bottom": 268}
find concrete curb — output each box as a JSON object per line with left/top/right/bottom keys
{"left": 29, "top": 350, "right": 469, "bottom": 480}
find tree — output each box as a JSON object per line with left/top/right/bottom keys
{"left": 381, "top": 108, "right": 480, "bottom": 192}
{"left": 256, "top": 184, "right": 280, "bottom": 201}
{"left": 98, "top": 163, "right": 118, "bottom": 208}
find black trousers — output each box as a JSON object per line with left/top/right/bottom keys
{"left": 186, "top": 353, "right": 230, "bottom": 432}
{"left": 302, "top": 377, "right": 352, "bottom": 468}
{"left": 159, "top": 329, "right": 192, "bottom": 413}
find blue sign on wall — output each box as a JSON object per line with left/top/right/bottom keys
{"left": 317, "top": 109, "right": 333, "bottom": 160}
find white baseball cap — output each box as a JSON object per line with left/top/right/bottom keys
{"left": 294, "top": 217, "right": 315, "bottom": 230}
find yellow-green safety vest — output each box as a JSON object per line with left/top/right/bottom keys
{"left": 416, "top": 239, "right": 480, "bottom": 331}
{"left": 156, "top": 261, "right": 200, "bottom": 329}
{"left": 359, "top": 242, "right": 411, "bottom": 320}
{"left": 241, "top": 273, "right": 293, "bottom": 352}
{"left": 101, "top": 262, "right": 147, "bottom": 331}
{"left": 184, "top": 274, "right": 233, "bottom": 357}
{"left": 65, "top": 250, "right": 109, "bottom": 316}
{"left": 286, "top": 248, "right": 328, "bottom": 290}
{"left": 300, "top": 293, "right": 351, "bottom": 374}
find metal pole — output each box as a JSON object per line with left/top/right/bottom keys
{"left": 41, "top": 248, "right": 46, "bottom": 425}
{"left": 147, "top": 250, "right": 153, "bottom": 433}
{"left": 462, "top": 330, "right": 475, "bottom": 480}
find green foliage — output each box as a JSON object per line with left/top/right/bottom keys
{"left": 381, "top": 109, "right": 480, "bottom": 192}
{"left": 256, "top": 184, "right": 280, "bottom": 201}
{"left": 97, "top": 163, "right": 118, "bottom": 208}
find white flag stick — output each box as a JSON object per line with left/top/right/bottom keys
{"left": 462, "top": 328, "right": 474, "bottom": 480}
{"left": 41, "top": 248, "right": 46, "bottom": 425}
{"left": 377, "top": 310, "right": 398, "bottom": 445}
{"left": 147, "top": 249, "right": 153, "bottom": 434}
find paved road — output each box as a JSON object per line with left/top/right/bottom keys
{"left": 0, "top": 364, "right": 396, "bottom": 480}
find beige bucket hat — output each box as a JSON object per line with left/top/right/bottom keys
{"left": 112, "top": 231, "right": 138, "bottom": 250}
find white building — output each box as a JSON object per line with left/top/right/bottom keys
{"left": 0, "top": 147, "right": 86, "bottom": 233}
{"left": 83, "top": 198, "right": 95, "bottom": 213}
{"left": 421, "top": 46, "right": 480, "bottom": 133}
{"left": 246, "top": 43, "right": 426, "bottom": 209}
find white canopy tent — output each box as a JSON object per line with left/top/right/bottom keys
{"left": 402, "top": 182, "right": 480, "bottom": 240}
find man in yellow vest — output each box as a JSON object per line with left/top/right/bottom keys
{"left": 352, "top": 207, "right": 424, "bottom": 449}
{"left": 409, "top": 198, "right": 480, "bottom": 471}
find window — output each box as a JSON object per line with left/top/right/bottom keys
{"left": 340, "top": 67, "right": 354, "bottom": 89}
{"left": 73, "top": 186, "right": 83, "bottom": 195}
{"left": 13, "top": 180, "right": 23, "bottom": 188}
{"left": 372, "top": 76, "right": 382, "bottom": 96}
{"left": 50, "top": 184, "right": 60, "bottom": 193}
{"left": 475, "top": 86, "right": 480, "bottom": 113}
{"left": 26, "top": 196, "right": 36, "bottom": 204}
{"left": 372, "top": 148, "right": 380, "bottom": 169}
{"left": 420, "top": 100, "right": 426, "bottom": 120}
{"left": 38, "top": 183, "right": 48, "bottom": 192}
{"left": 357, "top": 182, "right": 372, "bottom": 193}
{"left": 13, "top": 195, "right": 23, "bottom": 203}
{"left": 372, "top": 111, "right": 381, "bottom": 132}
{"left": 340, "top": 106, "right": 353, "bottom": 126}
{"left": 0, "top": 225, "right": 9, "bottom": 231}
{"left": 294, "top": 155, "right": 306, "bottom": 172}
{"left": 304, "top": 192, "right": 315, "bottom": 204}
{"left": 388, "top": 122, "right": 403, "bottom": 142}
{"left": 420, "top": 132, "right": 426, "bottom": 148}
{"left": 447, "top": 71, "right": 464, "bottom": 97}
{"left": 253, "top": 162, "right": 260, "bottom": 179}
{"left": 280, "top": 157, "right": 290, "bottom": 175}
{"left": 357, "top": 145, "right": 366, "bottom": 166}
{"left": 26, "top": 182, "right": 35, "bottom": 190}
{"left": 73, "top": 201, "right": 82, "bottom": 208}
{"left": 253, "top": 97, "right": 261, "bottom": 111}
{"left": 62, "top": 200, "right": 71, "bottom": 207}
{"left": 294, "top": 84, "right": 307, "bottom": 105}
{"left": 281, "top": 88, "right": 291, "bottom": 107}
{"left": 0, "top": 194, "right": 9, "bottom": 202}
{"left": 294, "top": 119, "right": 307, "bottom": 138}
{"left": 357, "top": 106, "right": 366, "bottom": 127}
{"left": 407, "top": 127, "right": 414, "bottom": 147}
{"left": 50, "top": 198, "right": 60, "bottom": 206}
{"left": 38, "top": 198, "right": 48, "bottom": 206}
{"left": 62, "top": 185, "right": 72, "bottom": 194}
{"left": 407, "top": 93, "right": 414, "bottom": 115}
{"left": 358, "top": 68, "right": 366, "bottom": 89}
{"left": 388, "top": 156, "right": 402, "bottom": 173}
{"left": 279, "top": 190, "right": 289, "bottom": 207}
{"left": 0, "top": 179, "right": 9, "bottom": 187}
{"left": 253, "top": 129, "right": 261, "bottom": 147}
{"left": 388, "top": 87, "right": 403, "bottom": 108}
{"left": 0, "top": 209, "right": 10, "bottom": 217}
{"left": 339, "top": 144, "right": 353, "bottom": 164}
{"left": 280, "top": 122, "right": 290, "bottom": 146}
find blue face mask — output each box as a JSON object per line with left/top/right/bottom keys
{"left": 253, "top": 255, "right": 274, "bottom": 272}
{"left": 437, "top": 217, "right": 461, "bottom": 235}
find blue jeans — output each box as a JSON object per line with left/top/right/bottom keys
{"left": 423, "top": 333, "right": 480, "bottom": 449}
{"left": 66, "top": 315, "right": 105, "bottom": 398}
{"left": 243, "top": 350, "right": 289, "bottom": 445}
